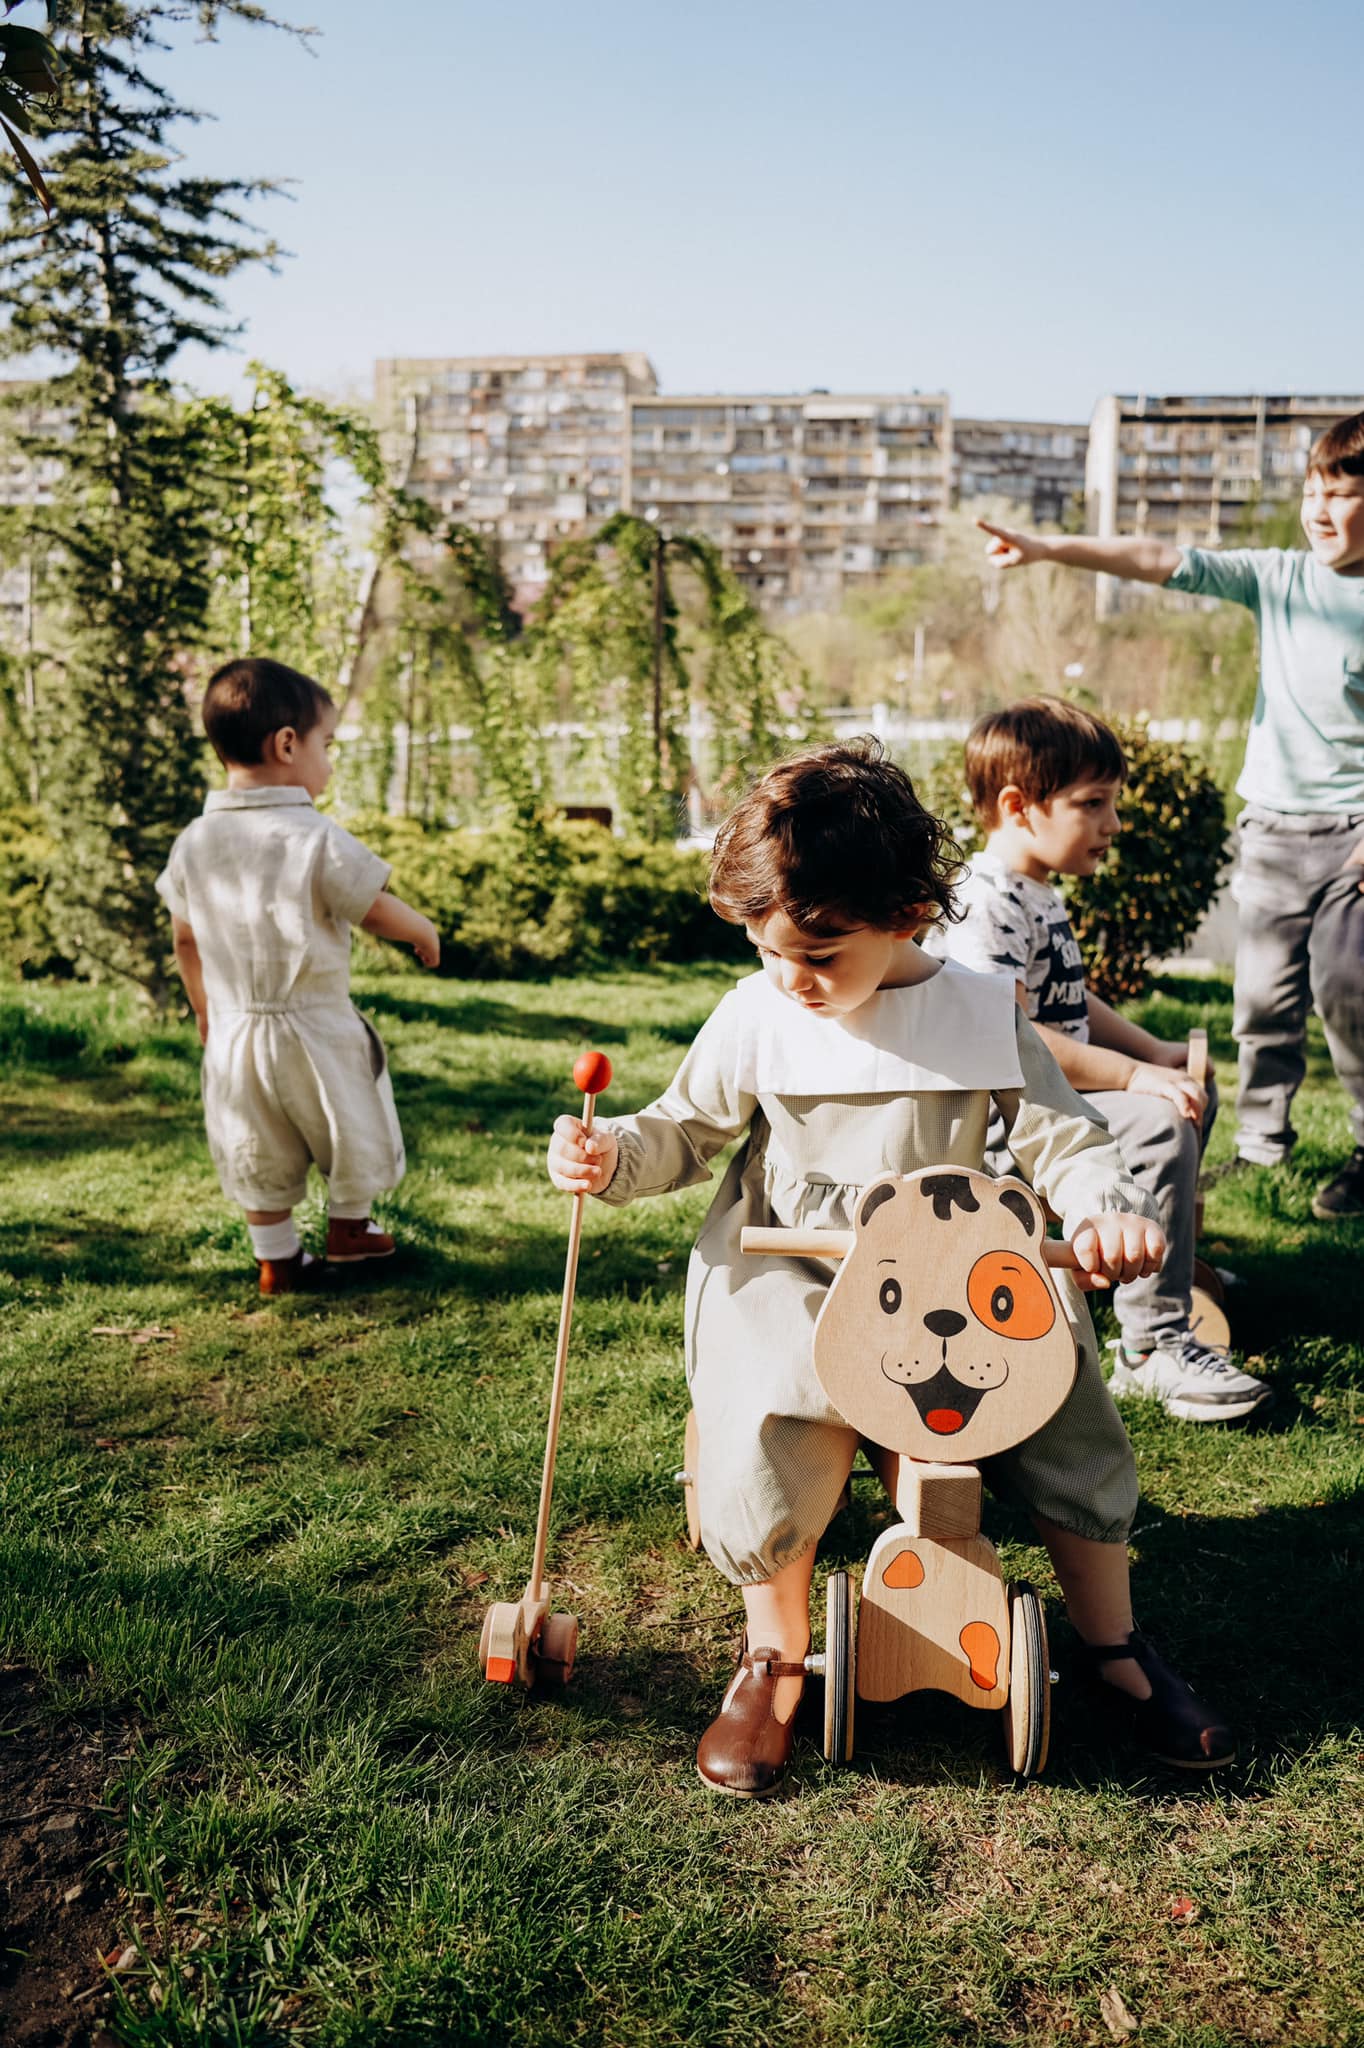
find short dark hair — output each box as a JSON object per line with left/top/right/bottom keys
{"left": 708, "top": 736, "right": 963, "bottom": 935}
{"left": 1307, "top": 411, "right": 1364, "bottom": 481}
{"left": 202, "top": 657, "right": 334, "bottom": 767}
{"left": 965, "top": 696, "right": 1125, "bottom": 828}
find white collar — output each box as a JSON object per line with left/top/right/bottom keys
{"left": 732, "top": 958, "right": 1024, "bottom": 1093}
{"left": 204, "top": 786, "right": 316, "bottom": 812}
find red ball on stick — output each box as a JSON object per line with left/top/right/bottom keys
{"left": 572, "top": 1050, "right": 612, "bottom": 1096}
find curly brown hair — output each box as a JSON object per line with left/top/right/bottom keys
{"left": 708, "top": 737, "right": 964, "bottom": 936}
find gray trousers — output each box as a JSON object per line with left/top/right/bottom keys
{"left": 1231, "top": 805, "right": 1364, "bottom": 1163}
{"left": 1085, "top": 1082, "right": 1216, "bottom": 1351}
{"left": 993, "top": 1078, "right": 1217, "bottom": 1352}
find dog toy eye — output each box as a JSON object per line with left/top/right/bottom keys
{"left": 967, "top": 1252, "right": 1055, "bottom": 1339}
{"left": 879, "top": 1277, "right": 901, "bottom": 1315}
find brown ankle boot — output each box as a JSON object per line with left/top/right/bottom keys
{"left": 696, "top": 1645, "right": 807, "bottom": 1798}
{"left": 257, "top": 1250, "right": 316, "bottom": 1297}
{"left": 325, "top": 1217, "right": 396, "bottom": 1263}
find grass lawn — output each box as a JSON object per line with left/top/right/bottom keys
{"left": 1, "top": 965, "right": 1362, "bottom": 2048}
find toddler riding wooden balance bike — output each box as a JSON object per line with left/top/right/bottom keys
{"left": 681, "top": 1164, "right": 1091, "bottom": 1779}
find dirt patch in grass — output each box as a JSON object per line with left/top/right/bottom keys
{"left": 0, "top": 1667, "right": 134, "bottom": 2048}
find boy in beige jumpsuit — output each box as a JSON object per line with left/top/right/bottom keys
{"left": 158, "top": 658, "right": 440, "bottom": 1295}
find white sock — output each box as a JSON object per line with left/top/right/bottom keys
{"left": 248, "top": 1219, "right": 301, "bottom": 1262}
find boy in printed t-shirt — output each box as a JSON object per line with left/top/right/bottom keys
{"left": 931, "top": 698, "right": 1271, "bottom": 1423}
{"left": 978, "top": 409, "right": 1364, "bottom": 1221}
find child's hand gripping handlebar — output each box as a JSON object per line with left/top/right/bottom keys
{"left": 740, "top": 1222, "right": 1159, "bottom": 1292}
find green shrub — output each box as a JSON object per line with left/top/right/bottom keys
{"left": 917, "top": 717, "right": 1232, "bottom": 1003}
{"left": 345, "top": 814, "right": 746, "bottom": 977}
{"left": 0, "top": 805, "right": 67, "bottom": 978}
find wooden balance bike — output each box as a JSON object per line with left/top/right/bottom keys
{"left": 680, "top": 1164, "right": 1095, "bottom": 1779}
{"left": 479, "top": 1050, "right": 613, "bottom": 1693}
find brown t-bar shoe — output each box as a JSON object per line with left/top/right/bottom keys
{"left": 696, "top": 1645, "right": 807, "bottom": 1798}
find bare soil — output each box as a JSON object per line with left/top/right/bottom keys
{"left": 0, "top": 1666, "right": 133, "bottom": 2048}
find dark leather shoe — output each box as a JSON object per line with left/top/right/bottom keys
{"left": 1078, "top": 1630, "right": 1235, "bottom": 1769}
{"left": 326, "top": 1217, "right": 397, "bottom": 1262}
{"left": 258, "top": 1250, "right": 317, "bottom": 1297}
{"left": 696, "top": 1645, "right": 806, "bottom": 1798}
{"left": 1312, "top": 1147, "right": 1364, "bottom": 1220}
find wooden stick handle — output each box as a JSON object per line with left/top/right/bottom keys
{"left": 740, "top": 1224, "right": 1080, "bottom": 1269}
{"left": 1187, "top": 1027, "right": 1208, "bottom": 1086}
{"left": 529, "top": 1091, "right": 594, "bottom": 1603}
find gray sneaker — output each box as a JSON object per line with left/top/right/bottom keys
{"left": 1108, "top": 1333, "right": 1271, "bottom": 1423}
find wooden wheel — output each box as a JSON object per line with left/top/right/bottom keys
{"left": 480, "top": 1600, "right": 522, "bottom": 1685}
{"left": 534, "top": 1611, "right": 579, "bottom": 1688}
{"left": 1189, "top": 1260, "right": 1232, "bottom": 1349}
{"left": 1001, "top": 1582, "right": 1050, "bottom": 1781}
{"left": 678, "top": 1409, "right": 702, "bottom": 1551}
{"left": 821, "top": 1570, "right": 856, "bottom": 1765}
{"left": 1191, "top": 1255, "right": 1225, "bottom": 1306}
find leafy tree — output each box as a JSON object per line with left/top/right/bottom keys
{"left": 530, "top": 512, "right": 817, "bottom": 839}
{"left": 341, "top": 514, "right": 543, "bottom": 830}
{"left": 0, "top": 1, "right": 302, "bottom": 1002}
{"left": 198, "top": 360, "right": 385, "bottom": 695}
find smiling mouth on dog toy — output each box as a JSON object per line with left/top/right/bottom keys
{"left": 880, "top": 1353, "right": 1003, "bottom": 1435}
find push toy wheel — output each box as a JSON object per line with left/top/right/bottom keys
{"left": 1001, "top": 1581, "right": 1050, "bottom": 1780}
{"left": 1190, "top": 1260, "right": 1232, "bottom": 1349}
{"left": 1191, "top": 1255, "right": 1226, "bottom": 1307}
{"left": 677, "top": 1410, "right": 702, "bottom": 1551}
{"left": 481, "top": 1600, "right": 521, "bottom": 1686}
{"left": 822, "top": 1570, "right": 856, "bottom": 1765}
{"left": 535, "top": 1611, "right": 579, "bottom": 1688}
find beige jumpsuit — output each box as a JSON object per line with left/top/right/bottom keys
{"left": 596, "top": 963, "right": 1157, "bottom": 1586}
{"left": 156, "top": 787, "right": 405, "bottom": 1213}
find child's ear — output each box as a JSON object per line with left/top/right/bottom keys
{"left": 996, "top": 783, "right": 1028, "bottom": 822}
{"left": 267, "top": 725, "right": 299, "bottom": 765}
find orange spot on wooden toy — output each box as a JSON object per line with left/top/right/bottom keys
{"left": 881, "top": 1549, "right": 925, "bottom": 1590}
{"left": 959, "top": 1620, "right": 1001, "bottom": 1690}
{"left": 485, "top": 1656, "right": 516, "bottom": 1684}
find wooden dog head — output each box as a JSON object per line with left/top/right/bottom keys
{"left": 813, "top": 1168, "right": 1078, "bottom": 1462}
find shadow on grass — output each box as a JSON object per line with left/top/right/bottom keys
{"left": 817, "top": 1482, "right": 1364, "bottom": 1797}
{"left": 0, "top": 1206, "right": 693, "bottom": 1313}
{"left": 1, "top": 1095, "right": 200, "bottom": 1165}
{"left": 4, "top": 1480, "right": 1360, "bottom": 1804}
{"left": 359, "top": 988, "right": 635, "bottom": 1045}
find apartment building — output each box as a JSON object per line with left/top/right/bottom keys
{"left": 372, "top": 352, "right": 659, "bottom": 603}
{"left": 626, "top": 390, "right": 951, "bottom": 607}
{"left": 952, "top": 416, "right": 1087, "bottom": 526}
{"left": 1085, "top": 391, "right": 1364, "bottom": 612}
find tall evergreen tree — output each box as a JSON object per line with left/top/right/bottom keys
{"left": 0, "top": 2, "right": 301, "bottom": 1000}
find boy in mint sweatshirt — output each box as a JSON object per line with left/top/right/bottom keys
{"left": 979, "top": 409, "right": 1364, "bottom": 1221}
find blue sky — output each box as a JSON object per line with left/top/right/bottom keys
{"left": 128, "top": 0, "right": 1364, "bottom": 420}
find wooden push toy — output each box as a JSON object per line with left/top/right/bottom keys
{"left": 479, "top": 1050, "right": 613, "bottom": 1692}
{"left": 1186, "top": 1027, "right": 1231, "bottom": 1349}
{"left": 685, "top": 1165, "right": 1087, "bottom": 1777}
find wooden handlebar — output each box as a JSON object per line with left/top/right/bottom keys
{"left": 1187, "top": 1027, "right": 1208, "bottom": 1087}
{"left": 740, "top": 1225, "right": 1080, "bottom": 1269}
